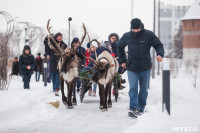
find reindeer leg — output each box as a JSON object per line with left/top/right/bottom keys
{"left": 102, "top": 84, "right": 109, "bottom": 111}
{"left": 72, "top": 78, "right": 77, "bottom": 105}
{"left": 108, "top": 80, "right": 112, "bottom": 108}
{"left": 60, "top": 76, "right": 67, "bottom": 105}
{"left": 98, "top": 83, "right": 103, "bottom": 110}
{"left": 101, "top": 85, "right": 107, "bottom": 112}
{"left": 66, "top": 82, "right": 73, "bottom": 109}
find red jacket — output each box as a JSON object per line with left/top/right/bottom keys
{"left": 85, "top": 49, "right": 91, "bottom": 66}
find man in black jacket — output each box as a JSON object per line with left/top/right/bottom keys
{"left": 117, "top": 18, "right": 164, "bottom": 118}
{"left": 44, "top": 32, "right": 67, "bottom": 96}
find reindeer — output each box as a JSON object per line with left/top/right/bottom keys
{"left": 87, "top": 50, "right": 119, "bottom": 111}
{"left": 46, "top": 19, "right": 86, "bottom": 109}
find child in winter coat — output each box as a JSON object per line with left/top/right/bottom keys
{"left": 86, "top": 41, "right": 98, "bottom": 96}
{"left": 19, "top": 45, "right": 35, "bottom": 89}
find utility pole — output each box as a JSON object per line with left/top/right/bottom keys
{"left": 131, "top": 0, "right": 134, "bottom": 19}
{"left": 152, "top": 0, "right": 156, "bottom": 79}
{"left": 157, "top": 0, "right": 161, "bottom": 75}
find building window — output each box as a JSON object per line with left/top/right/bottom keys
{"left": 192, "top": 20, "right": 194, "bottom": 27}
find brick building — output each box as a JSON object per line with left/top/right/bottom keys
{"left": 181, "top": 0, "right": 200, "bottom": 61}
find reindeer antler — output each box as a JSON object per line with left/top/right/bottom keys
{"left": 80, "top": 23, "right": 87, "bottom": 45}
{"left": 47, "top": 19, "right": 66, "bottom": 56}
{"left": 86, "top": 32, "right": 99, "bottom": 61}
{"left": 86, "top": 32, "right": 92, "bottom": 46}
{"left": 107, "top": 57, "right": 119, "bottom": 65}
{"left": 47, "top": 37, "right": 61, "bottom": 56}
{"left": 73, "top": 23, "right": 87, "bottom": 52}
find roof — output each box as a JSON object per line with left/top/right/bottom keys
{"left": 181, "top": 0, "right": 200, "bottom": 20}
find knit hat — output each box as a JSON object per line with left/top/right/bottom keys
{"left": 54, "top": 32, "right": 63, "bottom": 39}
{"left": 91, "top": 41, "right": 98, "bottom": 48}
{"left": 131, "top": 18, "right": 142, "bottom": 29}
{"left": 71, "top": 37, "right": 79, "bottom": 45}
{"left": 71, "top": 37, "right": 79, "bottom": 48}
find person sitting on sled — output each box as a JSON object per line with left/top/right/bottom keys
{"left": 85, "top": 41, "right": 98, "bottom": 96}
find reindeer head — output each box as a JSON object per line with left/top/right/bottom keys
{"left": 92, "top": 60, "right": 111, "bottom": 82}
{"left": 46, "top": 19, "right": 87, "bottom": 73}
{"left": 60, "top": 48, "right": 77, "bottom": 73}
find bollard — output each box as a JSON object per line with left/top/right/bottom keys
{"left": 162, "top": 58, "right": 170, "bottom": 115}
{"left": 44, "top": 63, "right": 47, "bottom": 87}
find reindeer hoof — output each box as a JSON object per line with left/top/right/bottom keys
{"left": 67, "top": 106, "right": 74, "bottom": 109}
{"left": 63, "top": 102, "right": 67, "bottom": 105}
{"left": 99, "top": 105, "right": 103, "bottom": 109}
{"left": 102, "top": 109, "right": 108, "bottom": 112}
{"left": 72, "top": 102, "right": 77, "bottom": 105}
{"left": 108, "top": 104, "right": 112, "bottom": 108}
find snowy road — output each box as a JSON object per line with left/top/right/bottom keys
{"left": 0, "top": 73, "right": 137, "bottom": 133}
{"left": 0, "top": 71, "right": 200, "bottom": 133}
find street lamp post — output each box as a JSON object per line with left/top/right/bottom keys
{"left": 25, "top": 27, "right": 29, "bottom": 45}
{"left": 68, "top": 17, "right": 72, "bottom": 46}
{"left": 18, "top": 22, "right": 37, "bottom": 46}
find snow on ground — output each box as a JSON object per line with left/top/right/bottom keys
{"left": 0, "top": 68, "right": 200, "bottom": 133}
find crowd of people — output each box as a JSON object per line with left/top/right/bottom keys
{"left": 11, "top": 29, "right": 124, "bottom": 96}
{"left": 11, "top": 46, "right": 51, "bottom": 89}
{"left": 11, "top": 18, "right": 164, "bottom": 118}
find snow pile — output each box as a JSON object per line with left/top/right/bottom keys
{"left": 125, "top": 65, "right": 200, "bottom": 133}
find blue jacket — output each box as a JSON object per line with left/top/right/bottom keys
{"left": 117, "top": 26, "right": 164, "bottom": 73}
{"left": 76, "top": 46, "right": 86, "bottom": 69}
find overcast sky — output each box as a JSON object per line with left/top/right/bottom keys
{"left": 1, "top": 0, "right": 194, "bottom": 41}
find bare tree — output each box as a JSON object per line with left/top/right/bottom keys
{"left": 0, "top": 11, "right": 14, "bottom": 90}
{"left": 173, "top": 25, "right": 183, "bottom": 58}
{"left": 170, "top": 58, "right": 181, "bottom": 78}
{"left": 185, "top": 57, "right": 200, "bottom": 89}
{"left": 9, "top": 28, "right": 23, "bottom": 57}
{"left": 191, "top": 57, "right": 199, "bottom": 89}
